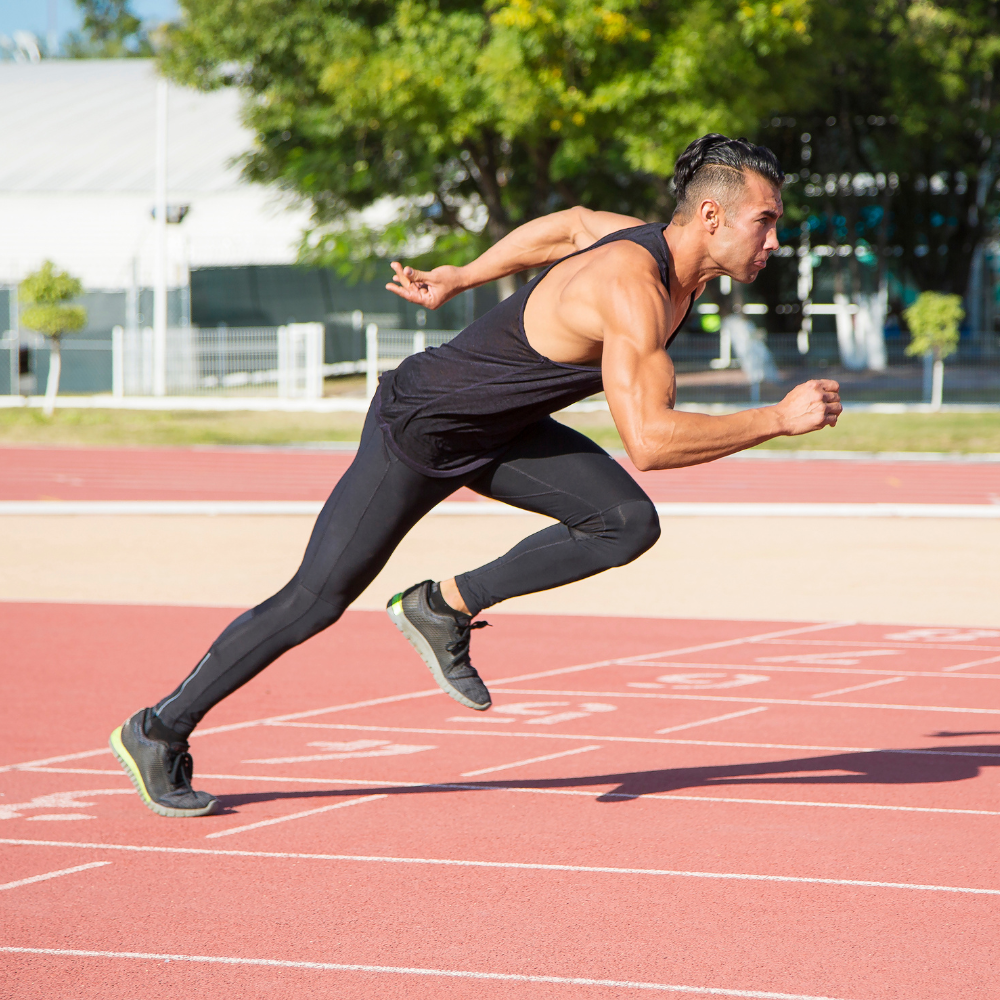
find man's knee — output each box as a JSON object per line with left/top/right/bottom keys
{"left": 249, "top": 578, "right": 344, "bottom": 646}
{"left": 573, "top": 499, "right": 660, "bottom": 567}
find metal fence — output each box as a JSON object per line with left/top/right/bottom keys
{"left": 112, "top": 323, "right": 325, "bottom": 398}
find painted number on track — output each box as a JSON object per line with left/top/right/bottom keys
{"left": 628, "top": 672, "right": 770, "bottom": 691}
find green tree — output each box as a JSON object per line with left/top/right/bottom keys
{"left": 765, "top": 1, "right": 1000, "bottom": 301}
{"left": 904, "top": 290, "right": 963, "bottom": 409}
{"left": 20, "top": 262, "right": 88, "bottom": 417}
{"left": 65, "top": 0, "right": 152, "bottom": 58}
{"left": 160, "top": 0, "right": 813, "bottom": 280}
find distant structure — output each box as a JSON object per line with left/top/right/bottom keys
{"left": 0, "top": 58, "right": 310, "bottom": 295}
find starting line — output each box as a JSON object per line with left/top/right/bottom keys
{"left": 0, "top": 500, "right": 998, "bottom": 518}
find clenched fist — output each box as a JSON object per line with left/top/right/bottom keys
{"left": 774, "top": 379, "right": 842, "bottom": 436}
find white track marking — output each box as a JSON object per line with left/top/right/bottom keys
{"left": 943, "top": 654, "right": 1000, "bottom": 672}
{"left": 0, "top": 862, "right": 110, "bottom": 891}
{"left": 204, "top": 794, "right": 387, "bottom": 839}
{"left": 7, "top": 498, "right": 998, "bottom": 518}
{"left": 0, "top": 789, "right": 135, "bottom": 821}
{"left": 20, "top": 767, "right": 1000, "bottom": 817}
{"left": 490, "top": 621, "right": 854, "bottom": 688}
{"left": 632, "top": 661, "right": 1000, "bottom": 681}
{"left": 1, "top": 840, "right": 996, "bottom": 895}
{"left": 758, "top": 650, "right": 901, "bottom": 667}
{"left": 0, "top": 748, "right": 112, "bottom": 774}
{"left": 0, "top": 947, "right": 857, "bottom": 999}
{"left": 265, "top": 721, "right": 1000, "bottom": 757}
{"left": 460, "top": 746, "right": 601, "bottom": 777}
{"left": 244, "top": 741, "right": 434, "bottom": 764}
{"left": 497, "top": 687, "right": 1000, "bottom": 715}
{"left": 811, "top": 678, "right": 906, "bottom": 699}
{"left": 656, "top": 708, "right": 768, "bottom": 734}
{"left": 759, "top": 637, "right": 1000, "bottom": 652}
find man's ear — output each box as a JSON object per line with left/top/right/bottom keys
{"left": 700, "top": 198, "right": 722, "bottom": 234}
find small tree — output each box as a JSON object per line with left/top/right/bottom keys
{"left": 904, "top": 292, "right": 963, "bottom": 411}
{"left": 20, "top": 261, "right": 88, "bottom": 417}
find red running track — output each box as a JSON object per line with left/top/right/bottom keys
{"left": 3, "top": 602, "right": 1000, "bottom": 998}
{"left": 2, "top": 446, "right": 999, "bottom": 504}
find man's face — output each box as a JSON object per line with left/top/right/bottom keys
{"left": 711, "top": 172, "right": 783, "bottom": 283}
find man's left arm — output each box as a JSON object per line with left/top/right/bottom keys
{"left": 386, "top": 207, "right": 645, "bottom": 309}
{"left": 601, "top": 280, "right": 841, "bottom": 470}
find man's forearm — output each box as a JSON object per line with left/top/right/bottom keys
{"left": 626, "top": 407, "right": 785, "bottom": 471}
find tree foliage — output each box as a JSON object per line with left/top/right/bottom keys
{"left": 160, "top": 0, "right": 812, "bottom": 271}
{"left": 766, "top": 0, "right": 1000, "bottom": 301}
{"left": 65, "top": 0, "right": 153, "bottom": 58}
{"left": 20, "top": 262, "right": 87, "bottom": 342}
{"left": 160, "top": 0, "right": 1000, "bottom": 300}
{"left": 904, "top": 290, "right": 963, "bottom": 359}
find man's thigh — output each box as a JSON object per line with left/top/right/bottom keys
{"left": 467, "top": 417, "right": 651, "bottom": 523}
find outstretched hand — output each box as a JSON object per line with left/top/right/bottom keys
{"left": 774, "top": 379, "right": 842, "bottom": 436}
{"left": 385, "top": 262, "right": 463, "bottom": 310}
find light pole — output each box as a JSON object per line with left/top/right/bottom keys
{"left": 152, "top": 78, "right": 168, "bottom": 396}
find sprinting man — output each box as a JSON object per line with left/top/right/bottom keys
{"left": 111, "top": 134, "right": 841, "bottom": 817}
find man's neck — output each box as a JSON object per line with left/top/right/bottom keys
{"left": 662, "top": 222, "right": 725, "bottom": 297}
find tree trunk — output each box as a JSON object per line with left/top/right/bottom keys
{"left": 43, "top": 336, "right": 61, "bottom": 418}
{"left": 930, "top": 352, "right": 944, "bottom": 412}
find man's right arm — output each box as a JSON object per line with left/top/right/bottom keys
{"left": 386, "top": 207, "right": 644, "bottom": 309}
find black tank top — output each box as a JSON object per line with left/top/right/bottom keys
{"left": 377, "top": 222, "right": 689, "bottom": 477}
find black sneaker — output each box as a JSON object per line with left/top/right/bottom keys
{"left": 110, "top": 708, "right": 219, "bottom": 818}
{"left": 387, "top": 580, "right": 491, "bottom": 711}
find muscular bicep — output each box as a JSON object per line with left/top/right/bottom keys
{"left": 599, "top": 285, "right": 678, "bottom": 466}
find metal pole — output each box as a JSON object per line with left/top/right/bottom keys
{"left": 152, "top": 78, "right": 168, "bottom": 396}
{"left": 797, "top": 221, "right": 812, "bottom": 355}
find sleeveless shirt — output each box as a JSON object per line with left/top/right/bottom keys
{"left": 377, "top": 222, "right": 690, "bottom": 477}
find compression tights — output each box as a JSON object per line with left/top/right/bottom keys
{"left": 154, "top": 411, "right": 660, "bottom": 736}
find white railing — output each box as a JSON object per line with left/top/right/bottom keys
{"left": 364, "top": 325, "right": 460, "bottom": 398}
{"left": 112, "top": 323, "right": 325, "bottom": 399}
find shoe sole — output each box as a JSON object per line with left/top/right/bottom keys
{"left": 109, "top": 724, "right": 219, "bottom": 819}
{"left": 387, "top": 593, "right": 490, "bottom": 711}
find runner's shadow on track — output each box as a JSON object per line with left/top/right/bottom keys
{"left": 212, "top": 744, "right": 1000, "bottom": 809}
{"left": 513, "top": 744, "right": 1000, "bottom": 801}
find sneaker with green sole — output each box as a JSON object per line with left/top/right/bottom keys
{"left": 387, "top": 580, "right": 491, "bottom": 711}
{"left": 110, "top": 708, "right": 219, "bottom": 818}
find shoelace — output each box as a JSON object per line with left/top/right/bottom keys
{"left": 444, "top": 619, "right": 490, "bottom": 658}
{"left": 167, "top": 743, "right": 195, "bottom": 790}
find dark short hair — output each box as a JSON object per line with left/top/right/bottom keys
{"left": 671, "top": 134, "right": 783, "bottom": 221}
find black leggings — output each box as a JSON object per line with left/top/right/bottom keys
{"left": 155, "top": 409, "right": 660, "bottom": 735}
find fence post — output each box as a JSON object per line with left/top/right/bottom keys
{"left": 304, "top": 322, "right": 323, "bottom": 399}
{"left": 413, "top": 330, "right": 426, "bottom": 355}
{"left": 365, "top": 323, "right": 379, "bottom": 399}
{"left": 112, "top": 325, "right": 124, "bottom": 398}
{"left": 277, "top": 325, "right": 290, "bottom": 398}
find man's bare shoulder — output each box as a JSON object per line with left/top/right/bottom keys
{"left": 575, "top": 239, "right": 664, "bottom": 287}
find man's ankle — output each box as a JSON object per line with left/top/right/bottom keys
{"left": 437, "top": 578, "right": 472, "bottom": 616}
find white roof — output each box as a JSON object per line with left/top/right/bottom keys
{"left": 0, "top": 58, "right": 252, "bottom": 194}
{"left": 0, "top": 59, "right": 317, "bottom": 284}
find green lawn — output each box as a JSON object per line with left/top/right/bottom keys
{"left": 1, "top": 405, "right": 999, "bottom": 454}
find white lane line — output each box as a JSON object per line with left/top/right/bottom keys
{"left": 460, "top": 746, "right": 601, "bottom": 777}
{"left": 497, "top": 687, "right": 1000, "bottom": 716}
{"left": 8, "top": 498, "right": 999, "bottom": 518}
{"left": 0, "top": 947, "right": 856, "bottom": 999}
{"left": 637, "top": 661, "right": 1000, "bottom": 681}
{"left": 0, "top": 748, "right": 112, "bottom": 774}
{"left": 763, "top": 637, "right": 1000, "bottom": 652}
{"left": 811, "top": 677, "right": 907, "bottom": 699}
{"left": 15, "top": 769, "right": 1000, "bottom": 815}
{"left": 656, "top": 707, "right": 768, "bottom": 735}
{"left": 204, "top": 794, "right": 387, "bottom": 839}
{"left": 0, "top": 861, "right": 110, "bottom": 892}
{"left": 0, "top": 841, "right": 995, "bottom": 895}
{"left": 264, "top": 721, "right": 1000, "bottom": 757}
{"left": 943, "top": 654, "right": 1000, "bottom": 673}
